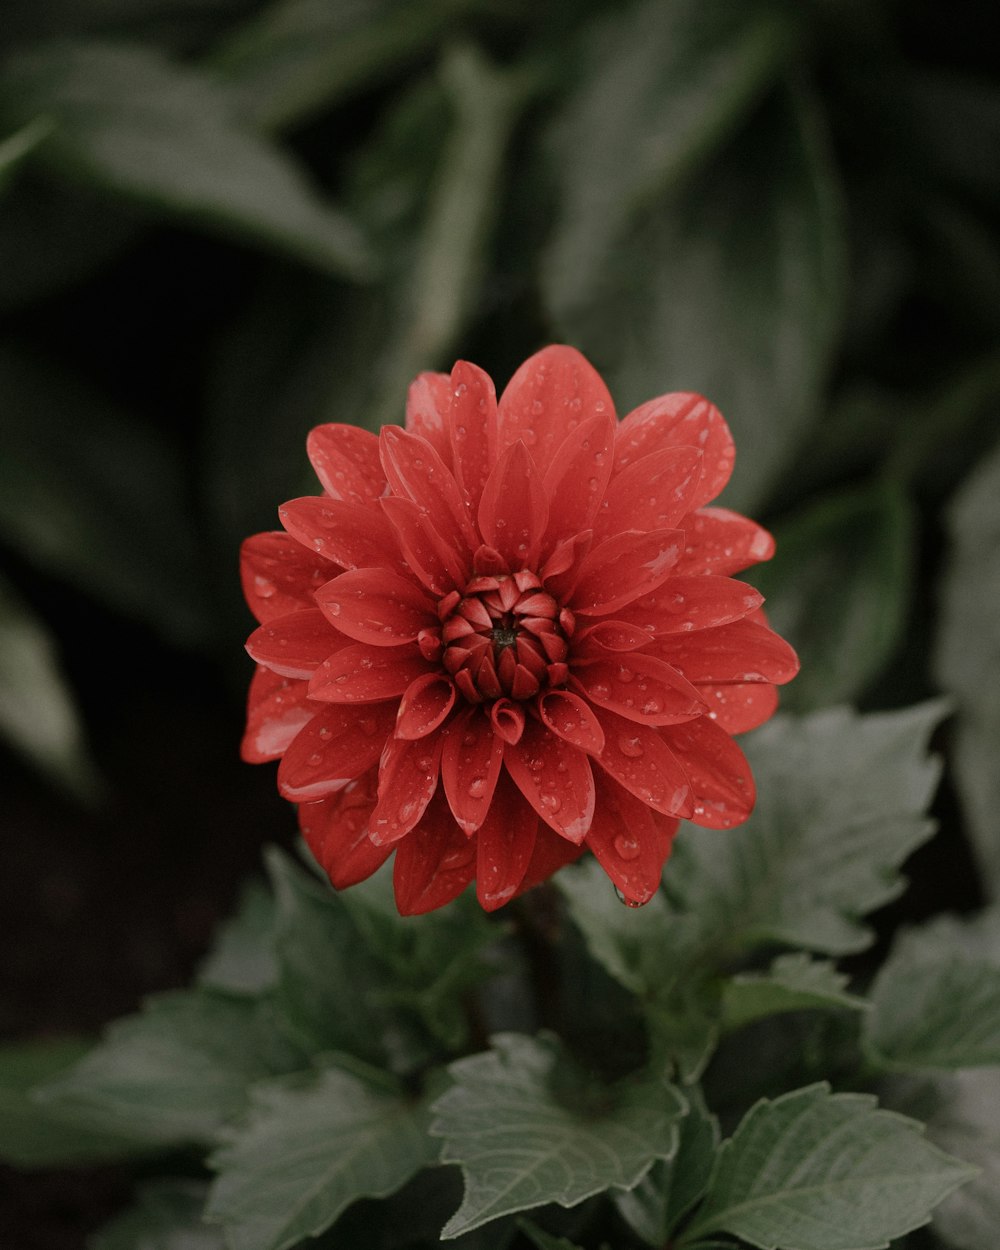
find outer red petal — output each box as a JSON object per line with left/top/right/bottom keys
{"left": 241, "top": 666, "right": 312, "bottom": 763}
{"left": 279, "top": 498, "right": 401, "bottom": 572}
{"left": 514, "top": 824, "right": 586, "bottom": 897}
{"left": 392, "top": 789, "right": 476, "bottom": 915}
{"left": 449, "top": 360, "right": 498, "bottom": 518}
{"left": 240, "top": 532, "right": 333, "bottom": 624}
{"left": 661, "top": 714, "right": 756, "bottom": 828}
{"left": 476, "top": 773, "right": 538, "bottom": 911}
{"left": 314, "top": 568, "right": 437, "bottom": 645}
{"left": 650, "top": 618, "right": 800, "bottom": 685}
{"left": 613, "top": 575, "right": 763, "bottom": 635}
{"left": 504, "top": 719, "right": 595, "bottom": 843}
{"left": 307, "top": 424, "right": 385, "bottom": 503}
{"left": 614, "top": 393, "right": 734, "bottom": 509}
{"left": 596, "top": 446, "right": 705, "bottom": 544}
{"left": 405, "top": 371, "right": 453, "bottom": 465}
{"left": 298, "top": 770, "right": 390, "bottom": 890}
{"left": 246, "top": 609, "right": 346, "bottom": 679}
{"left": 380, "top": 426, "right": 477, "bottom": 554}
{"left": 572, "top": 653, "right": 706, "bottom": 726}
{"left": 675, "top": 507, "right": 775, "bottom": 576}
{"left": 277, "top": 702, "right": 396, "bottom": 800}
{"left": 477, "top": 441, "right": 549, "bottom": 570}
{"left": 574, "top": 619, "right": 654, "bottom": 653}
{"left": 441, "top": 706, "right": 504, "bottom": 834}
{"left": 380, "top": 496, "right": 468, "bottom": 595}
{"left": 542, "top": 414, "right": 616, "bottom": 550}
{"left": 592, "top": 707, "right": 694, "bottom": 818}
{"left": 308, "top": 643, "right": 428, "bottom": 702}
{"left": 368, "top": 728, "right": 444, "bottom": 845}
{"left": 395, "top": 672, "right": 456, "bottom": 740}
{"left": 497, "top": 345, "right": 615, "bottom": 469}
{"left": 587, "top": 774, "right": 678, "bottom": 906}
{"left": 700, "top": 682, "right": 779, "bottom": 734}
{"left": 570, "top": 529, "right": 684, "bottom": 616}
{"left": 537, "top": 689, "right": 605, "bottom": 754}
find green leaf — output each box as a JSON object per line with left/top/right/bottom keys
{"left": 680, "top": 1084, "right": 977, "bottom": 1250}
{"left": 91, "top": 1180, "right": 224, "bottom": 1250}
{"left": 206, "top": 1061, "right": 438, "bottom": 1250}
{"left": 517, "top": 1221, "right": 584, "bottom": 1250}
{"left": 547, "top": 84, "right": 844, "bottom": 514}
{"left": 431, "top": 1033, "right": 686, "bottom": 1238}
{"left": 0, "top": 41, "right": 372, "bottom": 278}
{"left": 865, "top": 909, "right": 1000, "bottom": 1071}
{"left": 722, "top": 954, "right": 868, "bottom": 1033}
{"left": 0, "top": 115, "right": 52, "bottom": 188}
{"left": 38, "top": 990, "right": 275, "bottom": 1148}
{"left": 543, "top": 0, "right": 793, "bottom": 325}
{"left": 935, "top": 438, "right": 1000, "bottom": 898}
{"left": 0, "top": 1037, "right": 142, "bottom": 1168}
{"left": 925, "top": 1070, "right": 1000, "bottom": 1250}
{"left": 0, "top": 573, "right": 100, "bottom": 800}
{"left": 752, "top": 482, "right": 914, "bottom": 711}
{"left": 198, "top": 880, "right": 278, "bottom": 998}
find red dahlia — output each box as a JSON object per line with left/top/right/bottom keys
{"left": 240, "top": 346, "right": 798, "bottom": 914}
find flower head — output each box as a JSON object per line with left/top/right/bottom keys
{"left": 241, "top": 346, "right": 798, "bottom": 913}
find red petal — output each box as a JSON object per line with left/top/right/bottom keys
{"left": 369, "top": 729, "right": 444, "bottom": 845}
{"left": 308, "top": 642, "right": 428, "bottom": 702}
{"left": 541, "top": 530, "right": 593, "bottom": 603}
{"left": 675, "top": 507, "right": 775, "bottom": 576}
{"left": 314, "top": 568, "right": 436, "bottom": 645}
{"left": 392, "top": 789, "right": 476, "bottom": 915}
{"left": 241, "top": 666, "right": 312, "bottom": 763}
{"left": 570, "top": 529, "right": 683, "bottom": 616}
{"left": 587, "top": 774, "right": 678, "bottom": 905}
{"left": 542, "top": 414, "right": 616, "bottom": 549}
{"left": 504, "top": 719, "right": 595, "bottom": 843}
{"left": 246, "top": 609, "right": 346, "bottom": 679}
{"left": 477, "top": 441, "right": 549, "bottom": 570}
{"left": 476, "top": 774, "right": 537, "bottom": 911}
{"left": 449, "top": 361, "right": 498, "bottom": 517}
{"left": 574, "top": 620, "right": 654, "bottom": 653}
{"left": 661, "top": 715, "right": 755, "bottom": 828}
{"left": 613, "top": 575, "right": 764, "bottom": 635}
{"left": 615, "top": 393, "right": 734, "bottom": 509}
{"left": 396, "top": 672, "right": 456, "bottom": 739}
{"left": 491, "top": 698, "right": 525, "bottom": 745}
{"left": 307, "top": 424, "right": 385, "bottom": 503}
{"left": 405, "top": 371, "right": 453, "bottom": 465}
{"left": 299, "top": 770, "right": 391, "bottom": 890}
{"left": 497, "top": 345, "right": 615, "bottom": 469}
{"left": 277, "top": 703, "right": 396, "bottom": 800}
{"left": 572, "top": 653, "right": 705, "bottom": 725}
{"left": 279, "top": 498, "right": 401, "bottom": 572}
{"left": 380, "top": 496, "right": 468, "bottom": 595}
{"left": 700, "top": 682, "right": 779, "bottom": 734}
{"left": 380, "top": 426, "right": 477, "bottom": 554}
{"left": 514, "top": 824, "right": 586, "bottom": 897}
{"left": 592, "top": 707, "right": 693, "bottom": 818}
{"left": 538, "top": 689, "right": 605, "bottom": 753}
{"left": 649, "top": 618, "right": 800, "bottom": 685}
{"left": 595, "top": 446, "right": 704, "bottom": 540}
{"left": 240, "top": 531, "right": 332, "bottom": 624}
{"left": 441, "top": 707, "right": 504, "bottom": 833}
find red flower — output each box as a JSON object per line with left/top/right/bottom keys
{"left": 241, "top": 347, "right": 798, "bottom": 914}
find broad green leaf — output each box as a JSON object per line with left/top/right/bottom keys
{"left": 925, "top": 1070, "right": 1000, "bottom": 1250}
{"left": 722, "top": 954, "right": 868, "bottom": 1033}
{"left": 548, "top": 85, "right": 844, "bottom": 514}
{"left": 198, "top": 880, "right": 278, "bottom": 997}
{"left": 665, "top": 702, "right": 947, "bottom": 958}
{"left": 0, "top": 344, "right": 207, "bottom": 643}
{"left": 0, "top": 573, "right": 99, "bottom": 800}
{"left": 935, "top": 438, "right": 1000, "bottom": 898}
{"left": 680, "top": 1084, "right": 976, "bottom": 1250}
{"left": 38, "top": 990, "right": 274, "bottom": 1147}
{"left": 543, "top": 0, "right": 793, "bottom": 324}
{"left": 517, "top": 1222, "right": 584, "bottom": 1250}
{"left": 752, "top": 481, "right": 914, "bottom": 711}
{"left": 0, "top": 41, "right": 372, "bottom": 278}
{"left": 431, "top": 1033, "right": 686, "bottom": 1238}
{"left": 91, "top": 1180, "right": 223, "bottom": 1250}
{"left": 865, "top": 909, "right": 1000, "bottom": 1071}
{"left": 206, "top": 1061, "right": 437, "bottom": 1250}
{"left": 0, "top": 1037, "right": 142, "bottom": 1167}
{"left": 0, "top": 116, "right": 52, "bottom": 187}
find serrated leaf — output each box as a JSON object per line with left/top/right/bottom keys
{"left": 38, "top": 990, "right": 274, "bottom": 1147}
{"left": 548, "top": 85, "right": 844, "bottom": 513}
{"left": 680, "top": 1084, "right": 976, "bottom": 1250}
{"left": 198, "top": 880, "right": 278, "bottom": 997}
{"left": 722, "top": 954, "right": 868, "bottom": 1033}
{"left": 206, "top": 1061, "right": 437, "bottom": 1250}
{"left": 431, "top": 1033, "right": 686, "bottom": 1238}
{"left": 925, "top": 1070, "right": 1000, "bottom": 1250}
{"left": 935, "top": 438, "right": 1000, "bottom": 898}
{"left": 752, "top": 482, "right": 914, "bottom": 711}
{"left": 91, "top": 1180, "right": 223, "bottom": 1250}
{"left": 865, "top": 909, "right": 1000, "bottom": 1071}
{"left": 0, "top": 41, "right": 372, "bottom": 277}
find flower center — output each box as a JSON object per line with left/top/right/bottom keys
{"left": 436, "top": 571, "right": 574, "bottom": 703}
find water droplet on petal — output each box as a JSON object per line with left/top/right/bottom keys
{"left": 618, "top": 734, "right": 644, "bottom": 758}
{"left": 253, "top": 575, "right": 276, "bottom": 599}
{"left": 306, "top": 752, "right": 323, "bottom": 767}
{"left": 614, "top": 834, "right": 640, "bottom": 860}
{"left": 467, "top": 776, "right": 486, "bottom": 799}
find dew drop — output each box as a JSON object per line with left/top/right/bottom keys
{"left": 326, "top": 600, "right": 341, "bottom": 616}
{"left": 614, "top": 834, "right": 640, "bottom": 861}
{"left": 618, "top": 734, "right": 644, "bottom": 758}
{"left": 253, "top": 575, "right": 276, "bottom": 599}
{"left": 541, "top": 793, "right": 562, "bottom": 812}
{"left": 306, "top": 752, "right": 323, "bottom": 767}
{"left": 467, "top": 776, "right": 486, "bottom": 799}
{"left": 616, "top": 665, "right": 635, "bottom": 684}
